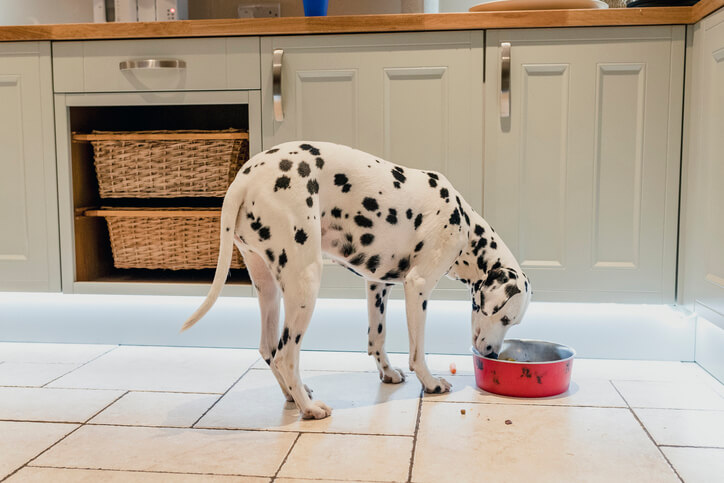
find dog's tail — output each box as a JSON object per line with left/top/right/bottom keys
{"left": 180, "top": 178, "right": 245, "bottom": 332}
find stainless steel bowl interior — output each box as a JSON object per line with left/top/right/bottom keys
{"left": 472, "top": 339, "right": 575, "bottom": 363}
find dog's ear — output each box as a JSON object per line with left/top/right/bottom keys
{"left": 480, "top": 268, "right": 522, "bottom": 316}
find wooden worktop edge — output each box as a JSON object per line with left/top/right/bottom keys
{"left": 0, "top": 2, "right": 721, "bottom": 42}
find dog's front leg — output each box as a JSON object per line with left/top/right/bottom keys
{"left": 366, "top": 281, "right": 405, "bottom": 384}
{"left": 403, "top": 270, "right": 452, "bottom": 394}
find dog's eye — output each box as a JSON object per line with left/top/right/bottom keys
{"left": 501, "top": 316, "right": 510, "bottom": 326}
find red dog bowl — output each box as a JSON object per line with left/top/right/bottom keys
{"left": 472, "top": 339, "right": 575, "bottom": 398}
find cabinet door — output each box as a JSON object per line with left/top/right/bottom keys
{"left": 485, "top": 27, "right": 684, "bottom": 303}
{"left": 0, "top": 42, "right": 60, "bottom": 292}
{"left": 261, "top": 32, "right": 483, "bottom": 299}
{"left": 682, "top": 9, "right": 724, "bottom": 320}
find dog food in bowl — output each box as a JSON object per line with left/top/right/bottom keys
{"left": 471, "top": 339, "right": 575, "bottom": 398}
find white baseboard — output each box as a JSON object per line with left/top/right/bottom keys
{"left": 0, "top": 292, "right": 696, "bottom": 361}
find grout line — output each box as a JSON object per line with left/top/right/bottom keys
{"left": 609, "top": 381, "right": 685, "bottom": 483}
{"left": 406, "top": 385, "right": 424, "bottom": 483}
{"left": 658, "top": 444, "right": 724, "bottom": 450}
{"left": 190, "top": 357, "right": 260, "bottom": 428}
{"left": 24, "top": 464, "right": 270, "bottom": 478}
{"left": 40, "top": 346, "right": 120, "bottom": 388}
{"left": 270, "top": 432, "right": 301, "bottom": 482}
{"left": 0, "top": 389, "right": 130, "bottom": 482}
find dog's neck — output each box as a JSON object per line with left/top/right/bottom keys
{"left": 446, "top": 211, "right": 512, "bottom": 289}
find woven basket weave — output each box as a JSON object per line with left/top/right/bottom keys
{"left": 90, "top": 129, "right": 248, "bottom": 198}
{"left": 89, "top": 208, "right": 245, "bottom": 270}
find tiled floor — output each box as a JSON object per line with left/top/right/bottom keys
{"left": 1, "top": 343, "right": 723, "bottom": 482}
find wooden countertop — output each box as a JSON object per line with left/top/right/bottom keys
{"left": 1, "top": 0, "right": 722, "bottom": 42}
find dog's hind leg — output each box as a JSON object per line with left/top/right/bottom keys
{"left": 366, "top": 281, "right": 405, "bottom": 384}
{"left": 241, "top": 249, "right": 307, "bottom": 402}
{"left": 274, "top": 256, "right": 331, "bottom": 419}
{"left": 403, "top": 268, "right": 452, "bottom": 394}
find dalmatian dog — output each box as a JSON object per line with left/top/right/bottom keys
{"left": 181, "top": 141, "right": 532, "bottom": 420}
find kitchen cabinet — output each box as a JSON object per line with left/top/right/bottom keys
{"left": 681, "top": 7, "right": 724, "bottom": 326}
{"left": 484, "top": 27, "right": 685, "bottom": 303}
{"left": 0, "top": 42, "right": 61, "bottom": 292}
{"left": 261, "top": 31, "right": 484, "bottom": 298}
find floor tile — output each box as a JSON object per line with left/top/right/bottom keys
{"left": 48, "top": 346, "right": 259, "bottom": 393}
{"left": 277, "top": 433, "right": 412, "bottom": 482}
{"left": 412, "top": 403, "right": 678, "bottom": 483}
{"left": 423, "top": 374, "right": 625, "bottom": 407}
{"left": 426, "top": 353, "right": 475, "bottom": 376}
{"left": 0, "top": 421, "right": 78, "bottom": 479}
{"left": 661, "top": 447, "right": 724, "bottom": 483}
{"left": 572, "top": 359, "right": 696, "bottom": 381}
{"left": 634, "top": 408, "right": 724, "bottom": 447}
{"left": 89, "top": 391, "right": 220, "bottom": 427}
{"left": 0, "top": 362, "right": 78, "bottom": 387}
{"left": 0, "top": 387, "right": 124, "bottom": 423}
{"left": 252, "top": 350, "right": 409, "bottom": 374}
{"left": 0, "top": 343, "right": 115, "bottom": 364}
{"left": 613, "top": 380, "right": 724, "bottom": 410}
{"left": 8, "top": 467, "right": 269, "bottom": 482}
{"left": 276, "top": 479, "right": 377, "bottom": 483}
{"left": 197, "top": 369, "right": 420, "bottom": 436}
{"left": 32, "top": 425, "right": 296, "bottom": 477}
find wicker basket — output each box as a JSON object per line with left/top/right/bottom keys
{"left": 78, "top": 129, "right": 249, "bottom": 198}
{"left": 85, "top": 207, "right": 245, "bottom": 270}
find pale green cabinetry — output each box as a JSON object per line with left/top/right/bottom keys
{"left": 0, "top": 42, "right": 60, "bottom": 292}
{"left": 260, "top": 31, "right": 484, "bottom": 298}
{"left": 484, "top": 27, "right": 685, "bottom": 303}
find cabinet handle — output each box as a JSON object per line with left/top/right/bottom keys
{"left": 119, "top": 59, "right": 187, "bottom": 70}
{"left": 500, "top": 42, "right": 511, "bottom": 120}
{"left": 272, "top": 49, "right": 284, "bottom": 122}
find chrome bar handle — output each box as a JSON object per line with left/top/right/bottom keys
{"left": 272, "top": 49, "right": 284, "bottom": 122}
{"left": 500, "top": 42, "right": 511, "bottom": 120}
{"left": 119, "top": 59, "right": 186, "bottom": 70}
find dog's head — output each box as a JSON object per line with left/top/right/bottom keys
{"left": 470, "top": 268, "right": 531, "bottom": 358}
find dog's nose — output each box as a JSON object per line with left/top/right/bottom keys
{"left": 486, "top": 351, "right": 499, "bottom": 360}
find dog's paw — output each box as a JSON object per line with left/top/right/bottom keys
{"left": 380, "top": 366, "right": 406, "bottom": 384}
{"left": 301, "top": 400, "right": 332, "bottom": 420}
{"left": 285, "top": 384, "right": 313, "bottom": 402}
{"left": 424, "top": 377, "right": 452, "bottom": 394}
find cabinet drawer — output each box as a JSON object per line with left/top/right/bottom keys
{"left": 53, "top": 37, "right": 260, "bottom": 93}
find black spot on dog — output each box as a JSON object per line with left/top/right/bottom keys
{"left": 306, "top": 197, "right": 313, "bottom": 207}
{"left": 490, "top": 241, "right": 497, "bottom": 249}
{"left": 386, "top": 208, "right": 397, "bottom": 225}
{"left": 316, "top": 157, "right": 324, "bottom": 169}
{"left": 299, "top": 143, "right": 321, "bottom": 156}
{"left": 433, "top": 385, "right": 441, "bottom": 394}
{"left": 449, "top": 208, "right": 461, "bottom": 225}
{"left": 414, "top": 214, "right": 423, "bottom": 230}
{"left": 350, "top": 253, "right": 366, "bottom": 266}
{"left": 362, "top": 197, "right": 379, "bottom": 212}
{"left": 440, "top": 188, "right": 449, "bottom": 200}
{"left": 428, "top": 178, "right": 437, "bottom": 188}
{"left": 307, "top": 179, "right": 319, "bottom": 195}
{"left": 414, "top": 241, "right": 424, "bottom": 252}
{"left": 422, "top": 300, "right": 427, "bottom": 310}
{"left": 294, "top": 229, "right": 308, "bottom": 245}
{"left": 266, "top": 148, "right": 279, "bottom": 154}
{"left": 475, "top": 224, "right": 485, "bottom": 236}
{"left": 342, "top": 242, "right": 356, "bottom": 257}
{"left": 370, "top": 284, "right": 377, "bottom": 291}
{"left": 342, "top": 183, "right": 352, "bottom": 193}
{"left": 297, "top": 161, "right": 311, "bottom": 177}
{"left": 398, "top": 256, "right": 410, "bottom": 272}
{"left": 505, "top": 283, "right": 521, "bottom": 298}
{"left": 283, "top": 327, "right": 290, "bottom": 345}
{"left": 378, "top": 323, "right": 383, "bottom": 334}
{"left": 501, "top": 316, "right": 510, "bottom": 326}
{"left": 391, "top": 168, "right": 407, "bottom": 184}
{"left": 258, "top": 227, "right": 271, "bottom": 240}
{"left": 334, "top": 173, "right": 348, "bottom": 186}
{"left": 492, "top": 260, "right": 502, "bottom": 271}
{"left": 366, "top": 255, "right": 380, "bottom": 273}
{"left": 279, "top": 159, "right": 293, "bottom": 171}
{"left": 295, "top": 334, "right": 301, "bottom": 344}
{"left": 274, "top": 175, "right": 291, "bottom": 191}
{"left": 427, "top": 172, "right": 439, "bottom": 180}
{"left": 331, "top": 207, "right": 342, "bottom": 218}
{"left": 266, "top": 249, "right": 275, "bottom": 262}
{"left": 406, "top": 209, "right": 413, "bottom": 219}
{"left": 354, "top": 214, "right": 373, "bottom": 228}
{"left": 381, "top": 270, "right": 399, "bottom": 281}
{"left": 251, "top": 220, "right": 262, "bottom": 231}
{"left": 477, "top": 256, "right": 488, "bottom": 272}
{"left": 243, "top": 166, "right": 251, "bottom": 175}
{"left": 360, "top": 233, "right": 375, "bottom": 246}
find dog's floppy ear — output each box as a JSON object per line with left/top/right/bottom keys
{"left": 481, "top": 268, "right": 522, "bottom": 316}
